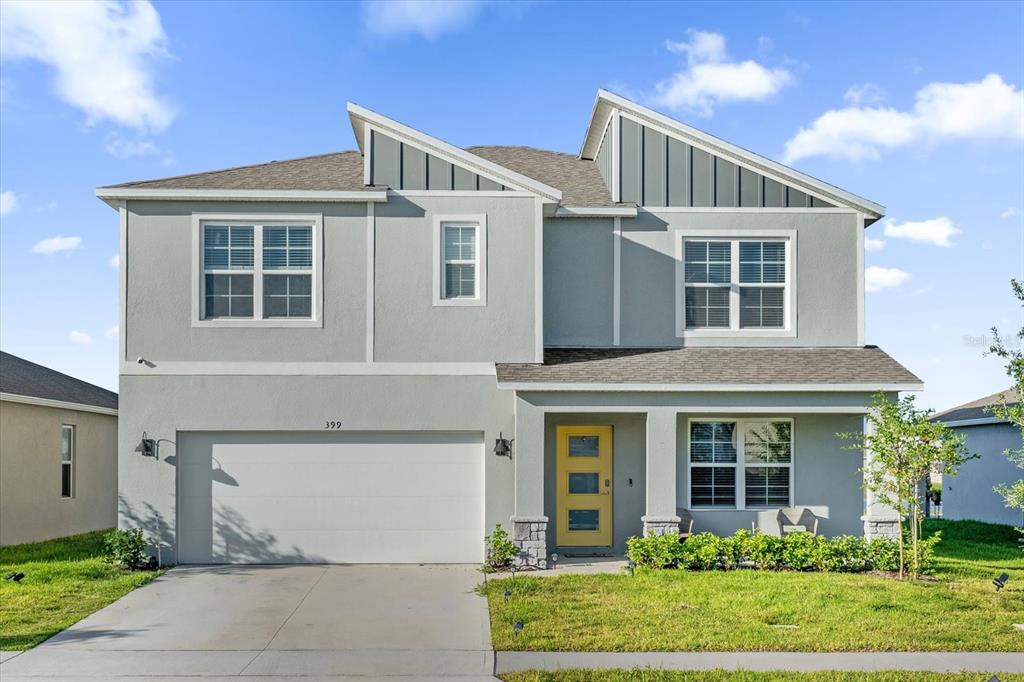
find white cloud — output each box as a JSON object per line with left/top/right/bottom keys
{"left": 864, "top": 237, "right": 886, "bottom": 251}
{"left": 69, "top": 330, "right": 93, "bottom": 345}
{"left": 0, "top": 190, "right": 16, "bottom": 215}
{"left": 865, "top": 266, "right": 911, "bottom": 293}
{"left": 843, "top": 83, "right": 884, "bottom": 106}
{"left": 104, "top": 325, "right": 119, "bottom": 340}
{"left": 0, "top": 0, "right": 174, "bottom": 132}
{"left": 104, "top": 133, "right": 159, "bottom": 159}
{"left": 784, "top": 74, "right": 1024, "bottom": 162}
{"left": 883, "top": 217, "right": 960, "bottom": 247}
{"left": 109, "top": 254, "right": 119, "bottom": 268}
{"left": 362, "top": 0, "right": 481, "bottom": 39}
{"left": 31, "top": 235, "right": 82, "bottom": 254}
{"left": 1001, "top": 207, "right": 1021, "bottom": 219}
{"left": 651, "top": 30, "right": 794, "bottom": 117}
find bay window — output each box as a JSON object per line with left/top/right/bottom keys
{"left": 688, "top": 419, "right": 793, "bottom": 509}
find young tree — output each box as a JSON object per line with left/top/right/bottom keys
{"left": 840, "top": 393, "right": 971, "bottom": 579}
{"left": 987, "top": 278, "right": 1024, "bottom": 522}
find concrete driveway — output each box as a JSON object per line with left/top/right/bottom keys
{"left": 0, "top": 564, "right": 495, "bottom": 681}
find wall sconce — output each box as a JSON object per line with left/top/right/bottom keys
{"left": 134, "top": 432, "right": 156, "bottom": 457}
{"left": 493, "top": 433, "right": 514, "bottom": 458}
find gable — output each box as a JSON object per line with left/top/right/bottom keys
{"left": 369, "top": 129, "right": 507, "bottom": 191}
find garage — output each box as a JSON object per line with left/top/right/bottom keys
{"left": 176, "top": 431, "right": 484, "bottom": 564}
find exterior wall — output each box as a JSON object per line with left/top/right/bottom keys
{"left": 125, "top": 195, "right": 539, "bottom": 364}
{"left": 676, "top": 412, "right": 865, "bottom": 537}
{"left": 944, "top": 422, "right": 1023, "bottom": 527}
{"left": 543, "top": 217, "right": 615, "bottom": 346}
{"left": 0, "top": 401, "right": 117, "bottom": 546}
{"left": 117, "top": 374, "right": 515, "bottom": 561}
{"left": 370, "top": 130, "right": 507, "bottom": 191}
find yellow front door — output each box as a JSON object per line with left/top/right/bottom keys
{"left": 556, "top": 425, "right": 613, "bottom": 547}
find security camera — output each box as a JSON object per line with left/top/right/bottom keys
{"left": 136, "top": 357, "right": 146, "bottom": 365}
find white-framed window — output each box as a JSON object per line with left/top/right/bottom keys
{"left": 675, "top": 231, "right": 795, "bottom": 337}
{"left": 61, "top": 424, "right": 74, "bottom": 498}
{"left": 192, "top": 214, "right": 322, "bottom": 327}
{"left": 688, "top": 418, "right": 793, "bottom": 510}
{"left": 433, "top": 214, "right": 487, "bottom": 306}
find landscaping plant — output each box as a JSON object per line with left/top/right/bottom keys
{"left": 839, "top": 393, "right": 971, "bottom": 579}
{"left": 484, "top": 523, "right": 518, "bottom": 571}
{"left": 103, "top": 528, "right": 149, "bottom": 570}
{"left": 987, "top": 278, "right": 1024, "bottom": 530}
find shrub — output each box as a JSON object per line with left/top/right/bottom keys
{"left": 748, "top": 531, "right": 784, "bottom": 570}
{"left": 719, "top": 529, "right": 752, "bottom": 569}
{"left": 815, "top": 535, "right": 868, "bottom": 572}
{"left": 103, "top": 528, "right": 148, "bottom": 570}
{"left": 866, "top": 536, "right": 900, "bottom": 572}
{"left": 627, "top": 532, "right": 684, "bottom": 569}
{"left": 914, "top": 529, "right": 941, "bottom": 575}
{"left": 680, "top": 532, "right": 722, "bottom": 570}
{"left": 484, "top": 523, "right": 517, "bottom": 571}
{"left": 781, "top": 531, "right": 820, "bottom": 571}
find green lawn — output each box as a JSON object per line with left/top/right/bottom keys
{"left": 485, "top": 520, "right": 1024, "bottom": 652}
{"left": 0, "top": 530, "right": 164, "bottom": 650}
{"left": 499, "top": 672, "right": 1024, "bottom": 682}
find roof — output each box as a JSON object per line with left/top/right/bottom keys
{"left": 468, "top": 146, "right": 615, "bottom": 207}
{"left": 496, "top": 346, "right": 922, "bottom": 390}
{"left": 580, "top": 89, "right": 885, "bottom": 220}
{"left": 0, "top": 352, "right": 118, "bottom": 411}
{"left": 933, "top": 388, "right": 1019, "bottom": 424}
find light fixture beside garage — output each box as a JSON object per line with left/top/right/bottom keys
{"left": 134, "top": 432, "right": 156, "bottom": 458}
{"left": 493, "top": 433, "right": 514, "bottom": 458}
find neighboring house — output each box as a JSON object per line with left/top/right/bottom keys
{"left": 96, "top": 90, "right": 920, "bottom": 567}
{"left": 0, "top": 352, "right": 118, "bottom": 546}
{"left": 934, "top": 389, "right": 1023, "bottom": 527}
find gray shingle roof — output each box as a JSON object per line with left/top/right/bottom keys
{"left": 0, "top": 352, "right": 118, "bottom": 411}
{"left": 933, "top": 388, "right": 1018, "bottom": 424}
{"left": 496, "top": 346, "right": 921, "bottom": 387}
{"left": 101, "top": 146, "right": 616, "bottom": 207}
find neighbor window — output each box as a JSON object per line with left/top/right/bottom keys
{"left": 200, "top": 220, "right": 315, "bottom": 322}
{"left": 681, "top": 238, "right": 790, "bottom": 332}
{"left": 61, "top": 424, "right": 74, "bottom": 498}
{"left": 689, "top": 419, "right": 792, "bottom": 509}
{"left": 434, "top": 215, "right": 487, "bottom": 306}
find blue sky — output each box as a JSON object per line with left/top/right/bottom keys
{"left": 1, "top": 0, "right": 1022, "bottom": 411}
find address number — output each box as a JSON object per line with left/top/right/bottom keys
{"left": 324, "top": 421, "right": 343, "bottom": 429}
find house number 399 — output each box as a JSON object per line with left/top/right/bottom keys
{"left": 324, "top": 421, "right": 343, "bottom": 429}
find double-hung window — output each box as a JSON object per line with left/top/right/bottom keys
{"left": 61, "top": 424, "right": 74, "bottom": 498}
{"left": 688, "top": 419, "right": 793, "bottom": 509}
{"left": 679, "top": 234, "right": 793, "bottom": 335}
{"left": 433, "top": 214, "right": 487, "bottom": 306}
{"left": 197, "top": 216, "right": 319, "bottom": 325}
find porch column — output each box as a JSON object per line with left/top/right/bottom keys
{"left": 861, "top": 410, "right": 901, "bottom": 539}
{"left": 643, "top": 408, "right": 681, "bottom": 536}
{"left": 511, "top": 395, "right": 547, "bottom": 568}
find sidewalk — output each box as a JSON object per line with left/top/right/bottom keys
{"left": 495, "top": 651, "right": 1024, "bottom": 674}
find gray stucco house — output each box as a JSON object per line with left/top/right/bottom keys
{"left": 97, "top": 90, "right": 920, "bottom": 567}
{"left": 934, "top": 389, "right": 1022, "bottom": 527}
{"left": 0, "top": 352, "right": 118, "bottom": 546}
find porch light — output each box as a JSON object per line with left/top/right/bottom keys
{"left": 993, "top": 573, "right": 1010, "bottom": 591}
{"left": 134, "top": 432, "right": 156, "bottom": 457}
{"left": 493, "top": 433, "right": 514, "bottom": 458}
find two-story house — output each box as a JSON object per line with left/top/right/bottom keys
{"left": 98, "top": 90, "right": 920, "bottom": 567}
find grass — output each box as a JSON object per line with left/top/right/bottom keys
{"left": 485, "top": 519, "right": 1024, "bottom": 652}
{"left": 499, "top": 672, "right": 1024, "bottom": 682}
{"left": 0, "top": 530, "right": 164, "bottom": 650}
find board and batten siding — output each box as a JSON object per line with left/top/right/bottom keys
{"left": 370, "top": 130, "right": 506, "bottom": 191}
{"left": 607, "top": 117, "right": 834, "bottom": 209}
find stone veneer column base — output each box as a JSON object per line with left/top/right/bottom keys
{"left": 511, "top": 516, "right": 548, "bottom": 569}
{"left": 862, "top": 514, "right": 902, "bottom": 540}
{"left": 642, "top": 515, "right": 682, "bottom": 537}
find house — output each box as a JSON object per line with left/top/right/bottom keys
{"left": 934, "top": 389, "right": 1022, "bottom": 527}
{"left": 96, "top": 90, "right": 921, "bottom": 567}
{"left": 0, "top": 352, "right": 118, "bottom": 546}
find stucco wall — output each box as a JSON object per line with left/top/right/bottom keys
{"left": 0, "top": 401, "right": 117, "bottom": 546}
{"left": 117, "top": 374, "right": 515, "bottom": 561}
{"left": 944, "top": 422, "right": 1023, "bottom": 527}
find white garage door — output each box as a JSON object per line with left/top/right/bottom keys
{"left": 177, "top": 431, "right": 484, "bottom": 564}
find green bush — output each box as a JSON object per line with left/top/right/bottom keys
{"left": 815, "top": 535, "right": 868, "bottom": 572}
{"left": 627, "top": 532, "right": 684, "bottom": 568}
{"left": 680, "top": 532, "right": 722, "bottom": 570}
{"left": 866, "top": 536, "right": 900, "bottom": 571}
{"left": 780, "top": 531, "right": 820, "bottom": 571}
{"left": 484, "top": 523, "right": 518, "bottom": 571}
{"left": 748, "top": 531, "right": 784, "bottom": 569}
{"left": 718, "top": 528, "right": 752, "bottom": 569}
{"left": 103, "top": 528, "right": 148, "bottom": 570}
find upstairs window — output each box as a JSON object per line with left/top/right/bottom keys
{"left": 679, "top": 236, "right": 792, "bottom": 335}
{"left": 433, "top": 215, "right": 487, "bottom": 306}
{"left": 197, "top": 217, "right": 319, "bottom": 325}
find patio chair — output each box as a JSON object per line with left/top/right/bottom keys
{"left": 751, "top": 507, "right": 820, "bottom": 536}
{"left": 675, "top": 508, "right": 694, "bottom": 540}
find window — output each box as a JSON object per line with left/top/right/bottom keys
{"left": 61, "top": 425, "right": 74, "bottom": 498}
{"left": 433, "top": 214, "right": 487, "bottom": 306}
{"left": 678, "top": 235, "right": 793, "bottom": 335}
{"left": 195, "top": 216, "right": 319, "bottom": 325}
{"left": 689, "top": 419, "right": 793, "bottom": 509}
